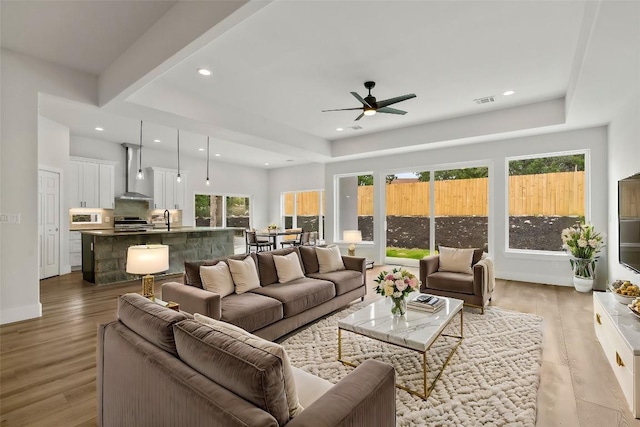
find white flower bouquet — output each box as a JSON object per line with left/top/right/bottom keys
{"left": 561, "top": 222, "right": 604, "bottom": 278}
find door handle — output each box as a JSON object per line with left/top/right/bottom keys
{"left": 616, "top": 351, "right": 625, "bottom": 367}
{"left": 595, "top": 313, "right": 601, "bottom": 325}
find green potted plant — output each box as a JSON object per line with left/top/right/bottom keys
{"left": 561, "top": 222, "right": 605, "bottom": 292}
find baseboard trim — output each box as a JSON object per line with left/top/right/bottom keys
{"left": 0, "top": 303, "right": 43, "bottom": 325}
{"left": 496, "top": 270, "right": 573, "bottom": 287}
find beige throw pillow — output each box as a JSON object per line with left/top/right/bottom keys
{"left": 199, "top": 262, "right": 234, "bottom": 297}
{"left": 228, "top": 256, "right": 261, "bottom": 294}
{"left": 273, "top": 252, "right": 305, "bottom": 284}
{"left": 438, "top": 246, "right": 474, "bottom": 274}
{"left": 194, "top": 313, "right": 304, "bottom": 417}
{"left": 316, "top": 245, "right": 345, "bottom": 274}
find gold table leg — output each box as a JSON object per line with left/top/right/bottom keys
{"left": 338, "top": 307, "right": 464, "bottom": 400}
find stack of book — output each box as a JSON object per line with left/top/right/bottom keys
{"left": 408, "top": 294, "right": 445, "bottom": 313}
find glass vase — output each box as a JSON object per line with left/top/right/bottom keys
{"left": 390, "top": 296, "right": 407, "bottom": 317}
{"left": 570, "top": 257, "right": 596, "bottom": 279}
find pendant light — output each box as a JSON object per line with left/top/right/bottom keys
{"left": 205, "top": 136, "right": 210, "bottom": 186}
{"left": 136, "top": 120, "right": 144, "bottom": 180}
{"left": 176, "top": 129, "right": 182, "bottom": 183}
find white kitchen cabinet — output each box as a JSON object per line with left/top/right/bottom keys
{"left": 148, "top": 167, "right": 187, "bottom": 210}
{"left": 69, "top": 158, "right": 116, "bottom": 208}
{"left": 69, "top": 231, "right": 82, "bottom": 270}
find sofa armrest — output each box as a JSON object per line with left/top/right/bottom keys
{"left": 473, "top": 259, "right": 488, "bottom": 296}
{"left": 419, "top": 255, "right": 440, "bottom": 291}
{"left": 161, "top": 282, "right": 221, "bottom": 318}
{"left": 342, "top": 256, "right": 366, "bottom": 286}
{"left": 287, "top": 359, "right": 395, "bottom": 427}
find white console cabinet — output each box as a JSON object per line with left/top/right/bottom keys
{"left": 593, "top": 292, "right": 640, "bottom": 418}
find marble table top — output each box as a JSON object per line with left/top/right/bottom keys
{"left": 594, "top": 292, "right": 640, "bottom": 355}
{"left": 338, "top": 294, "right": 464, "bottom": 352}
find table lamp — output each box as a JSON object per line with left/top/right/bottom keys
{"left": 126, "top": 244, "right": 169, "bottom": 300}
{"left": 343, "top": 230, "right": 362, "bottom": 256}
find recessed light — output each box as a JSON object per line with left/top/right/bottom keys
{"left": 197, "top": 68, "right": 212, "bottom": 76}
{"left": 336, "top": 127, "right": 344, "bottom": 131}
{"left": 95, "top": 127, "right": 104, "bottom": 131}
{"left": 503, "top": 90, "right": 515, "bottom": 96}
{"left": 153, "top": 139, "right": 161, "bottom": 143}
{"left": 198, "top": 148, "right": 204, "bottom": 151}
{"left": 264, "top": 162, "right": 269, "bottom": 166}
{"left": 286, "top": 159, "right": 294, "bottom": 162}
{"left": 215, "top": 153, "right": 220, "bottom": 157}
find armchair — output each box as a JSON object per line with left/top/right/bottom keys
{"left": 419, "top": 248, "right": 494, "bottom": 313}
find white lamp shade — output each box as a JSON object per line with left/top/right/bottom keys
{"left": 126, "top": 245, "right": 169, "bottom": 275}
{"left": 343, "top": 230, "right": 362, "bottom": 244}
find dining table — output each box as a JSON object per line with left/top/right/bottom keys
{"left": 256, "top": 229, "right": 302, "bottom": 249}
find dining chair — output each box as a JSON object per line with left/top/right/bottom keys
{"left": 245, "top": 230, "right": 273, "bottom": 253}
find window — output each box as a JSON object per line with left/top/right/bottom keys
{"left": 336, "top": 174, "right": 373, "bottom": 242}
{"left": 282, "top": 190, "right": 325, "bottom": 239}
{"left": 195, "top": 194, "right": 251, "bottom": 228}
{"left": 434, "top": 167, "right": 488, "bottom": 252}
{"left": 507, "top": 153, "right": 585, "bottom": 251}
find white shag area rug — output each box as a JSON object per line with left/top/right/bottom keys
{"left": 280, "top": 303, "right": 543, "bottom": 426}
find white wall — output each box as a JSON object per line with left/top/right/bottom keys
{"left": 0, "top": 49, "right": 98, "bottom": 324}
{"left": 69, "top": 137, "right": 270, "bottom": 228}
{"left": 38, "top": 116, "right": 71, "bottom": 274}
{"left": 608, "top": 96, "right": 640, "bottom": 283}
{"left": 324, "top": 126, "right": 608, "bottom": 288}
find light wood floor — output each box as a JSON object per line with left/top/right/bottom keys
{"left": 1, "top": 268, "right": 638, "bottom": 426}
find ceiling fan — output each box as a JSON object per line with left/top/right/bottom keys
{"left": 322, "top": 81, "right": 417, "bottom": 121}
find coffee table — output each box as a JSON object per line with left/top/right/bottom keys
{"left": 338, "top": 294, "right": 464, "bottom": 399}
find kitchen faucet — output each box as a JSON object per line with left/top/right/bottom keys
{"left": 164, "top": 209, "right": 170, "bottom": 231}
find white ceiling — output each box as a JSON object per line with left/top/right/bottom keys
{"left": 0, "top": 0, "right": 176, "bottom": 75}
{"left": 8, "top": 0, "right": 630, "bottom": 169}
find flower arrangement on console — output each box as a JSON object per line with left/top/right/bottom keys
{"left": 373, "top": 267, "right": 420, "bottom": 316}
{"left": 561, "top": 222, "right": 605, "bottom": 279}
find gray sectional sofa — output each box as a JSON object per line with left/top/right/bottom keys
{"left": 98, "top": 293, "right": 396, "bottom": 427}
{"left": 162, "top": 246, "right": 367, "bottom": 341}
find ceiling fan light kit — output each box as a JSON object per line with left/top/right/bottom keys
{"left": 322, "top": 81, "right": 416, "bottom": 121}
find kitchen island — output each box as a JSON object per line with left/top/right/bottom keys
{"left": 81, "top": 227, "right": 241, "bottom": 285}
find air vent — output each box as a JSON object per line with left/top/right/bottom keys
{"left": 473, "top": 96, "right": 495, "bottom": 105}
{"left": 349, "top": 125, "right": 363, "bottom": 130}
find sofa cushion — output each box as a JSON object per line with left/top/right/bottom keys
{"left": 193, "top": 313, "right": 304, "bottom": 418}
{"left": 298, "top": 246, "right": 320, "bottom": 274}
{"left": 184, "top": 253, "right": 255, "bottom": 288}
{"left": 173, "top": 320, "right": 290, "bottom": 426}
{"left": 221, "top": 293, "right": 283, "bottom": 332}
{"left": 316, "top": 245, "right": 345, "bottom": 273}
{"left": 117, "top": 293, "right": 188, "bottom": 356}
{"left": 307, "top": 270, "right": 362, "bottom": 296}
{"left": 291, "top": 366, "right": 333, "bottom": 409}
{"left": 200, "top": 262, "right": 234, "bottom": 297}
{"left": 273, "top": 252, "right": 305, "bottom": 284}
{"left": 250, "top": 278, "right": 336, "bottom": 317}
{"left": 228, "top": 256, "right": 261, "bottom": 294}
{"left": 256, "top": 247, "right": 303, "bottom": 286}
{"left": 427, "top": 271, "right": 474, "bottom": 294}
{"left": 438, "top": 246, "right": 474, "bottom": 274}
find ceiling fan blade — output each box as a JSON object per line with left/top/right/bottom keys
{"left": 322, "top": 107, "right": 363, "bottom": 112}
{"left": 350, "top": 92, "right": 371, "bottom": 108}
{"left": 354, "top": 112, "right": 365, "bottom": 121}
{"left": 377, "top": 106, "right": 407, "bottom": 115}
{"left": 376, "top": 93, "right": 416, "bottom": 109}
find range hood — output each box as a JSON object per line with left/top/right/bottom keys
{"left": 115, "top": 143, "right": 153, "bottom": 201}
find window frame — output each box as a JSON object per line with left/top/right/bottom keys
{"left": 193, "top": 192, "right": 253, "bottom": 228}
{"left": 280, "top": 189, "right": 325, "bottom": 239}
{"left": 504, "top": 149, "right": 590, "bottom": 255}
{"left": 334, "top": 172, "right": 374, "bottom": 243}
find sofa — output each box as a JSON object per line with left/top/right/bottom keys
{"left": 162, "top": 246, "right": 366, "bottom": 341}
{"left": 98, "top": 293, "right": 396, "bottom": 427}
{"left": 419, "top": 247, "right": 495, "bottom": 313}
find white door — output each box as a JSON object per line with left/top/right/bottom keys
{"left": 39, "top": 169, "right": 60, "bottom": 279}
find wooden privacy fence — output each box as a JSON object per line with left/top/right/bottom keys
{"left": 355, "top": 171, "right": 585, "bottom": 216}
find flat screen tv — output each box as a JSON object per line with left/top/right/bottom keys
{"left": 619, "top": 172, "right": 640, "bottom": 274}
